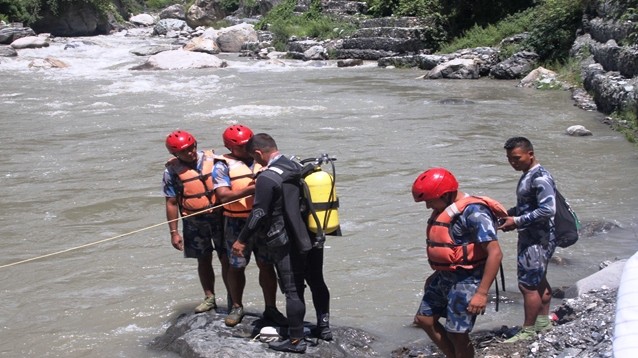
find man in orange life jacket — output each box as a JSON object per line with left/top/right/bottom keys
{"left": 412, "top": 168, "right": 503, "bottom": 358}
{"left": 212, "top": 124, "right": 287, "bottom": 327}
{"left": 162, "top": 130, "right": 228, "bottom": 313}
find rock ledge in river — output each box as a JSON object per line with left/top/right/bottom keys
{"left": 150, "top": 310, "right": 381, "bottom": 358}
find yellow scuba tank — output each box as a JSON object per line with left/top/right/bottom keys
{"left": 305, "top": 168, "right": 340, "bottom": 234}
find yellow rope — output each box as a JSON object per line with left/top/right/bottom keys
{"left": 0, "top": 196, "right": 252, "bottom": 270}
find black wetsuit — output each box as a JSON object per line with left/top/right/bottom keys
{"left": 236, "top": 154, "right": 330, "bottom": 338}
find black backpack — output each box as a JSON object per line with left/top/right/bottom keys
{"left": 554, "top": 189, "right": 581, "bottom": 248}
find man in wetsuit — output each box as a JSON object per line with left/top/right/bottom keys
{"left": 231, "top": 133, "right": 320, "bottom": 353}
{"left": 499, "top": 136, "right": 557, "bottom": 342}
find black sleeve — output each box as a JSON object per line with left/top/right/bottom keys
{"left": 236, "top": 173, "right": 278, "bottom": 244}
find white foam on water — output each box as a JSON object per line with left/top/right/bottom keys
{"left": 201, "top": 104, "right": 327, "bottom": 119}
{"left": 113, "top": 324, "right": 155, "bottom": 335}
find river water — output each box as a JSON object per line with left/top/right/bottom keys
{"left": 1, "top": 31, "right": 637, "bottom": 357}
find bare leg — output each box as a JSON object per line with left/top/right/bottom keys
{"left": 257, "top": 260, "right": 278, "bottom": 308}
{"left": 414, "top": 314, "right": 455, "bottom": 358}
{"left": 197, "top": 253, "right": 215, "bottom": 297}
{"left": 219, "top": 254, "right": 230, "bottom": 299}
{"left": 519, "top": 278, "right": 551, "bottom": 326}
{"left": 448, "top": 332, "right": 474, "bottom": 358}
{"left": 228, "top": 266, "right": 246, "bottom": 307}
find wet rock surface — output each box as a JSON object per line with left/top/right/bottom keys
{"left": 150, "top": 309, "right": 381, "bottom": 358}
{"left": 392, "top": 288, "right": 616, "bottom": 358}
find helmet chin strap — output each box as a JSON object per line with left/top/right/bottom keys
{"left": 443, "top": 192, "right": 456, "bottom": 207}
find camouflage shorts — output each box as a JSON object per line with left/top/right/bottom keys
{"left": 517, "top": 232, "right": 556, "bottom": 287}
{"left": 224, "top": 217, "right": 284, "bottom": 269}
{"left": 182, "top": 212, "right": 224, "bottom": 259}
{"left": 417, "top": 269, "right": 482, "bottom": 334}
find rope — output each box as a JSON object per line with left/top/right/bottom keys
{"left": 0, "top": 195, "right": 252, "bottom": 270}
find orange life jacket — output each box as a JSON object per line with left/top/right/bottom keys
{"left": 216, "top": 155, "right": 262, "bottom": 218}
{"left": 426, "top": 195, "right": 507, "bottom": 271}
{"left": 166, "top": 150, "right": 217, "bottom": 216}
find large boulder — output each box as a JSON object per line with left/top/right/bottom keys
{"left": 159, "top": 4, "right": 186, "bottom": 20}
{"left": 153, "top": 19, "right": 192, "bottom": 36}
{"left": 0, "top": 26, "right": 36, "bottom": 45}
{"left": 131, "top": 49, "right": 227, "bottom": 70}
{"left": 30, "top": 2, "right": 111, "bottom": 36}
{"left": 564, "top": 260, "right": 626, "bottom": 298}
{"left": 215, "top": 23, "right": 258, "bottom": 53}
{"left": 149, "top": 310, "right": 381, "bottom": 357}
{"left": 490, "top": 51, "right": 539, "bottom": 79}
{"left": 129, "top": 14, "right": 156, "bottom": 26}
{"left": 0, "top": 45, "right": 17, "bottom": 57}
{"left": 424, "top": 58, "right": 479, "bottom": 79}
{"left": 183, "top": 36, "right": 221, "bottom": 54}
{"left": 10, "top": 36, "right": 49, "bottom": 49}
{"left": 518, "top": 66, "right": 561, "bottom": 89}
{"left": 186, "top": 0, "right": 226, "bottom": 28}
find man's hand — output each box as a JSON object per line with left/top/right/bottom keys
{"left": 498, "top": 216, "right": 517, "bottom": 232}
{"left": 467, "top": 291, "right": 488, "bottom": 315}
{"left": 232, "top": 240, "right": 246, "bottom": 257}
{"left": 171, "top": 232, "right": 184, "bottom": 251}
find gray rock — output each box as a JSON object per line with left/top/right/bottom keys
{"left": 153, "top": 19, "right": 191, "bottom": 36}
{"left": 183, "top": 36, "right": 221, "bottom": 54}
{"left": 10, "top": 36, "right": 49, "bottom": 49}
{"left": 186, "top": 0, "right": 226, "bottom": 28}
{"left": 490, "top": 51, "right": 539, "bottom": 80}
{"left": 30, "top": 1, "right": 111, "bottom": 36}
{"left": 304, "top": 45, "right": 328, "bottom": 60}
{"left": 288, "top": 40, "right": 322, "bottom": 53}
{"left": 131, "top": 49, "right": 227, "bottom": 70}
{"left": 130, "top": 14, "right": 156, "bottom": 26}
{"left": 130, "top": 44, "right": 180, "bottom": 56}
{"left": 393, "top": 288, "right": 616, "bottom": 358}
{"left": 0, "top": 26, "right": 36, "bottom": 45}
{"left": 564, "top": 260, "right": 626, "bottom": 298}
{"left": 566, "top": 125, "right": 593, "bottom": 136}
{"left": 28, "top": 57, "right": 69, "bottom": 69}
{"left": 0, "top": 45, "right": 17, "bottom": 57}
{"left": 518, "top": 66, "right": 564, "bottom": 89}
{"left": 215, "top": 23, "right": 258, "bottom": 53}
{"left": 337, "top": 59, "right": 364, "bottom": 67}
{"left": 150, "top": 311, "right": 381, "bottom": 357}
{"left": 159, "top": 4, "right": 186, "bottom": 20}
{"left": 425, "top": 58, "right": 479, "bottom": 79}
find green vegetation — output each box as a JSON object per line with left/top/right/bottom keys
{"left": 438, "top": 8, "right": 536, "bottom": 54}
{"left": 610, "top": 108, "right": 638, "bottom": 143}
{"left": 145, "top": 0, "right": 174, "bottom": 10}
{"left": 0, "top": 0, "right": 145, "bottom": 24}
{"left": 256, "top": 0, "right": 357, "bottom": 51}
{"left": 437, "top": 0, "right": 586, "bottom": 62}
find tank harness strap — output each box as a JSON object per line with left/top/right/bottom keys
{"left": 301, "top": 177, "right": 326, "bottom": 246}
{"left": 311, "top": 198, "right": 340, "bottom": 211}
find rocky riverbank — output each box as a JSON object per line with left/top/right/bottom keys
{"left": 1, "top": 0, "right": 636, "bottom": 124}
{"left": 149, "top": 288, "right": 619, "bottom": 358}
{"left": 149, "top": 254, "right": 626, "bottom": 358}
{"left": 393, "top": 288, "right": 617, "bottom": 358}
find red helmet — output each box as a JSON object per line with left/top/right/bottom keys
{"left": 223, "top": 124, "right": 253, "bottom": 149}
{"left": 412, "top": 167, "right": 459, "bottom": 202}
{"left": 165, "top": 130, "right": 196, "bottom": 154}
